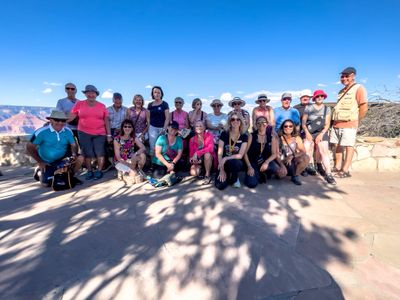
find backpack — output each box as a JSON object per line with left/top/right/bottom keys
{"left": 51, "top": 158, "right": 76, "bottom": 191}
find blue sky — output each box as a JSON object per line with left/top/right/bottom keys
{"left": 1, "top": 0, "right": 399, "bottom": 113}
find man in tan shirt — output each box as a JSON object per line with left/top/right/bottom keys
{"left": 330, "top": 67, "right": 368, "bottom": 178}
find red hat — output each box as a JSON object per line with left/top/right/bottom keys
{"left": 312, "top": 90, "right": 327, "bottom": 101}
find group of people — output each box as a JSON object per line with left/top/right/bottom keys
{"left": 27, "top": 66, "right": 368, "bottom": 190}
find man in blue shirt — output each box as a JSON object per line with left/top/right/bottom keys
{"left": 56, "top": 83, "right": 79, "bottom": 137}
{"left": 274, "top": 93, "right": 301, "bottom": 132}
{"left": 27, "top": 111, "right": 82, "bottom": 186}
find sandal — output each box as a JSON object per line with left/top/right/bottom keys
{"left": 332, "top": 167, "right": 341, "bottom": 173}
{"left": 335, "top": 171, "right": 352, "bottom": 178}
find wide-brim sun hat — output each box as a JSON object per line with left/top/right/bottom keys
{"left": 299, "top": 90, "right": 313, "bottom": 99}
{"left": 312, "top": 90, "right": 328, "bottom": 101}
{"left": 256, "top": 94, "right": 270, "bottom": 104}
{"left": 210, "top": 99, "right": 224, "bottom": 107}
{"left": 82, "top": 84, "right": 100, "bottom": 96}
{"left": 228, "top": 97, "right": 246, "bottom": 107}
{"left": 46, "top": 110, "right": 68, "bottom": 120}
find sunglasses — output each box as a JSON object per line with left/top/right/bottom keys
{"left": 53, "top": 118, "right": 66, "bottom": 123}
{"left": 123, "top": 125, "right": 133, "bottom": 128}
{"left": 65, "top": 87, "right": 76, "bottom": 91}
{"left": 341, "top": 74, "right": 352, "bottom": 78}
{"left": 315, "top": 95, "right": 325, "bottom": 99}
{"left": 282, "top": 98, "right": 291, "bottom": 101}
{"left": 231, "top": 118, "right": 240, "bottom": 122}
{"left": 175, "top": 102, "right": 183, "bottom": 104}
{"left": 212, "top": 105, "right": 222, "bottom": 107}
{"left": 283, "top": 125, "right": 293, "bottom": 128}
{"left": 232, "top": 102, "right": 241, "bottom": 106}
{"left": 258, "top": 99, "right": 267, "bottom": 102}
{"left": 257, "top": 121, "right": 267, "bottom": 126}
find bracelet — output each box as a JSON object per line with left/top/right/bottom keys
{"left": 107, "top": 135, "right": 112, "bottom": 137}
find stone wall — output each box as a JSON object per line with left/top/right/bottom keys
{"left": 1, "top": 135, "right": 400, "bottom": 172}
{"left": 0, "top": 135, "right": 35, "bottom": 166}
{"left": 352, "top": 137, "right": 400, "bottom": 172}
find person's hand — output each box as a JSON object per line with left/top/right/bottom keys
{"left": 218, "top": 170, "right": 226, "bottom": 182}
{"left": 38, "top": 161, "right": 49, "bottom": 170}
{"left": 306, "top": 133, "right": 313, "bottom": 141}
{"left": 315, "top": 133, "right": 323, "bottom": 144}
{"left": 107, "top": 136, "right": 113, "bottom": 143}
{"left": 284, "top": 155, "right": 293, "bottom": 166}
{"left": 247, "top": 166, "right": 255, "bottom": 176}
{"left": 167, "top": 162, "right": 174, "bottom": 172}
{"left": 260, "top": 161, "right": 269, "bottom": 172}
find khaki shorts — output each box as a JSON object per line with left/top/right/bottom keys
{"left": 330, "top": 127, "right": 357, "bottom": 147}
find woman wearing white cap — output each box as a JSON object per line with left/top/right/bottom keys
{"left": 252, "top": 94, "right": 274, "bottom": 130}
{"left": 228, "top": 97, "right": 250, "bottom": 131}
{"left": 207, "top": 99, "right": 228, "bottom": 146}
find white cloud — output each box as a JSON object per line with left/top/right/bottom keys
{"left": 397, "top": 74, "right": 400, "bottom": 79}
{"left": 360, "top": 78, "right": 368, "bottom": 84}
{"left": 42, "top": 88, "right": 52, "bottom": 94}
{"left": 208, "top": 95, "right": 215, "bottom": 98}
{"left": 317, "top": 83, "right": 327, "bottom": 87}
{"left": 43, "top": 81, "right": 62, "bottom": 86}
{"left": 334, "top": 81, "right": 341, "bottom": 85}
{"left": 236, "top": 91, "right": 245, "bottom": 94}
{"left": 145, "top": 85, "right": 152, "bottom": 89}
{"left": 220, "top": 92, "right": 233, "bottom": 102}
{"left": 187, "top": 93, "right": 197, "bottom": 97}
{"left": 371, "top": 92, "right": 381, "bottom": 96}
{"left": 101, "top": 89, "right": 113, "bottom": 99}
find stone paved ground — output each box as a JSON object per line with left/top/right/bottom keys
{"left": 0, "top": 168, "right": 399, "bottom": 300}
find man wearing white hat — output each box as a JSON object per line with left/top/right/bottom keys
{"left": 26, "top": 110, "right": 83, "bottom": 186}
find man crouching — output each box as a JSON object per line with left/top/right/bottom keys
{"left": 27, "top": 111, "right": 83, "bottom": 187}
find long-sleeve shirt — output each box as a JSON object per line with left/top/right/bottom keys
{"left": 189, "top": 131, "right": 217, "bottom": 168}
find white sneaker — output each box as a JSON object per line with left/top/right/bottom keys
{"left": 232, "top": 178, "right": 241, "bottom": 188}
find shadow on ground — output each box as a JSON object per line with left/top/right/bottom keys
{"left": 0, "top": 168, "right": 354, "bottom": 299}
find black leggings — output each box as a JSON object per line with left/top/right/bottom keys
{"left": 215, "top": 159, "right": 244, "bottom": 190}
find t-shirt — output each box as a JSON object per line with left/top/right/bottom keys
{"left": 152, "top": 134, "right": 183, "bottom": 165}
{"left": 293, "top": 104, "right": 309, "bottom": 121}
{"left": 71, "top": 100, "right": 109, "bottom": 135}
{"left": 107, "top": 105, "right": 128, "bottom": 129}
{"left": 304, "top": 104, "right": 331, "bottom": 123}
{"left": 148, "top": 101, "right": 169, "bottom": 128}
{"left": 274, "top": 107, "right": 300, "bottom": 132}
{"left": 32, "top": 125, "right": 75, "bottom": 164}
{"left": 207, "top": 113, "right": 228, "bottom": 137}
{"left": 219, "top": 131, "right": 248, "bottom": 157}
{"left": 56, "top": 97, "right": 79, "bottom": 130}
{"left": 171, "top": 110, "right": 188, "bottom": 130}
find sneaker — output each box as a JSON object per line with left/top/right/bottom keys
{"left": 306, "top": 165, "right": 317, "bottom": 176}
{"left": 94, "top": 170, "right": 103, "bottom": 180}
{"left": 85, "top": 171, "right": 94, "bottom": 180}
{"left": 316, "top": 163, "right": 326, "bottom": 177}
{"left": 33, "top": 167, "right": 41, "bottom": 181}
{"left": 232, "top": 178, "right": 241, "bottom": 188}
{"left": 301, "top": 170, "right": 309, "bottom": 177}
{"left": 291, "top": 175, "right": 302, "bottom": 186}
{"left": 325, "top": 174, "right": 337, "bottom": 185}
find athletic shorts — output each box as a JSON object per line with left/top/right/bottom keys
{"left": 78, "top": 131, "right": 106, "bottom": 158}
{"left": 329, "top": 127, "right": 357, "bottom": 147}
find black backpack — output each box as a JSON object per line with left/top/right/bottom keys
{"left": 51, "top": 158, "right": 77, "bottom": 191}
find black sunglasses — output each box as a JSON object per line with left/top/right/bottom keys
{"left": 53, "top": 118, "right": 66, "bottom": 123}
{"left": 65, "top": 87, "right": 76, "bottom": 91}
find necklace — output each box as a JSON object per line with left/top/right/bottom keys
{"left": 258, "top": 134, "right": 266, "bottom": 154}
{"left": 229, "top": 131, "right": 240, "bottom": 154}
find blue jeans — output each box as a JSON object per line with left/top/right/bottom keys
{"left": 244, "top": 160, "right": 280, "bottom": 188}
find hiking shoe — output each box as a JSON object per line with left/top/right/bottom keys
{"left": 306, "top": 165, "right": 317, "bottom": 176}
{"left": 301, "top": 170, "right": 309, "bottom": 177}
{"left": 316, "top": 163, "right": 326, "bottom": 177}
{"left": 232, "top": 179, "right": 241, "bottom": 188}
{"left": 325, "top": 174, "right": 337, "bottom": 185}
{"left": 291, "top": 175, "right": 302, "bottom": 186}
{"left": 94, "top": 170, "right": 103, "bottom": 180}
{"left": 85, "top": 171, "right": 94, "bottom": 180}
{"left": 33, "top": 167, "right": 41, "bottom": 181}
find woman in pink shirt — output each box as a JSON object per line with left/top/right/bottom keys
{"left": 69, "top": 85, "right": 111, "bottom": 180}
{"left": 189, "top": 121, "right": 216, "bottom": 185}
{"left": 170, "top": 97, "right": 189, "bottom": 130}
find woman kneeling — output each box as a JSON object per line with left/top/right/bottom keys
{"left": 215, "top": 113, "right": 248, "bottom": 190}
{"left": 244, "top": 116, "right": 286, "bottom": 188}
{"left": 114, "top": 119, "right": 146, "bottom": 182}
{"left": 189, "top": 121, "right": 217, "bottom": 185}
{"left": 152, "top": 121, "right": 184, "bottom": 178}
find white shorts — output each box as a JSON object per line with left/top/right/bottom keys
{"left": 330, "top": 127, "right": 357, "bottom": 147}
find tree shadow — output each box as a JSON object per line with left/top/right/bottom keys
{"left": 0, "top": 168, "right": 358, "bottom": 299}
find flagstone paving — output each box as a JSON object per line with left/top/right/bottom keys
{"left": 0, "top": 168, "right": 399, "bottom": 300}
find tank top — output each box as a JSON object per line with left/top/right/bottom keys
{"left": 171, "top": 110, "right": 188, "bottom": 130}
{"left": 248, "top": 127, "right": 273, "bottom": 164}
{"left": 281, "top": 137, "right": 297, "bottom": 157}
{"left": 128, "top": 107, "right": 147, "bottom": 134}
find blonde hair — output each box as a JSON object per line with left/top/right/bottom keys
{"left": 225, "top": 113, "right": 247, "bottom": 135}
